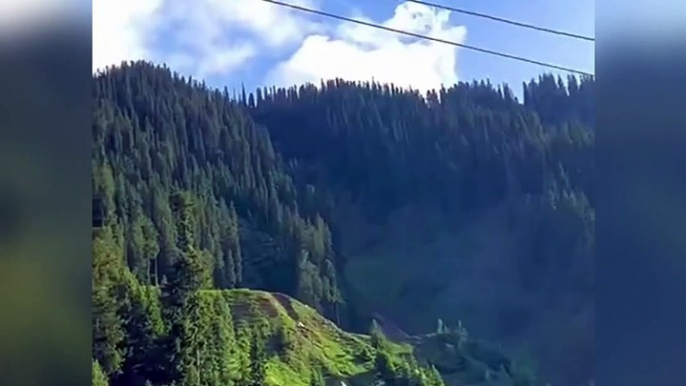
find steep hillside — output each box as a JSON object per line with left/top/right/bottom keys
{"left": 221, "top": 289, "right": 383, "bottom": 386}
{"left": 340, "top": 200, "right": 593, "bottom": 386}
{"left": 93, "top": 219, "right": 522, "bottom": 386}
{"left": 93, "top": 224, "right": 446, "bottom": 386}
{"left": 224, "top": 290, "right": 538, "bottom": 386}
{"left": 93, "top": 62, "right": 344, "bottom": 323}
{"left": 93, "top": 62, "right": 593, "bottom": 386}
{"left": 249, "top": 76, "right": 594, "bottom": 386}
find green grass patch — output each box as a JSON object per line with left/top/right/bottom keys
{"left": 220, "top": 289, "right": 381, "bottom": 386}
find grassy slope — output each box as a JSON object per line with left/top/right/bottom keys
{"left": 220, "top": 289, "right": 411, "bottom": 386}
{"left": 219, "top": 289, "right": 527, "bottom": 386}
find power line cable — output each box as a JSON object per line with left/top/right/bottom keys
{"left": 400, "top": 0, "right": 595, "bottom": 42}
{"left": 258, "top": 0, "right": 595, "bottom": 77}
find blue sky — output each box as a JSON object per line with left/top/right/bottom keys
{"left": 93, "top": 0, "right": 594, "bottom": 97}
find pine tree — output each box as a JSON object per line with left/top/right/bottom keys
{"left": 119, "top": 281, "right": 163, "bottom": 386}
{"left": 177, "top": 293, "right": 207, "bottom": 386}
{"left": 159, "top": 192, "right": 213, "bottom": 385}
{"left": 92, "top": 227, "right": 126, "bottom": 376}
{"left": 170, "top": 191, "right": 195, "bottom": 253}
{"left": 227, "top": 201, "right": 242, "bottom": 286}
{"left": 93, "top": 360, "right": 110, "bottom": 386}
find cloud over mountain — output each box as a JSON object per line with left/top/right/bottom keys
{"left": 93, "top": 0, "right": 466, "bottom": 90}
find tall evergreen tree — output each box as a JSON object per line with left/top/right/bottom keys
{"left": 93, "top": 360, "right": 110, "bottom": 386}
{"left": 92, "top": 227, "right": 127, "bottom": 376}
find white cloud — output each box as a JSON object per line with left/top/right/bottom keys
{"left": 93, "top": 0, "right": 321, "bottom": 78}
{"left": 92, "top": 0, "right": 163, "bottom": 72}
{"left": 266, "top": 2, "right": 467, "bottom": 92}
{"left": 159, "top": 0, "right": 324, "bottom": 79}
{"left": 200, "top": 0, "right": 321, "bottom": 48}
{"left": 92, "top": 0, "right": 466, "bottom": 89}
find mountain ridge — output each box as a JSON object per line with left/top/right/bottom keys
{"left": 92, "top": 61, "right": 593, "bottom": 386}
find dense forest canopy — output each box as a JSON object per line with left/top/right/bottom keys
{"left": 92, "top": 61, "right": 594, "bottom": 386}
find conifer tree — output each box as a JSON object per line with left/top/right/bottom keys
{"left": 93, "top": 360, "right": 110, "bottom": 386}
{"left": 92, "top": 227, "right": 126, "bottom": 376}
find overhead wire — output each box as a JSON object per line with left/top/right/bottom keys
{"left": 400, "top": 0, "right": 595, "bottom": 42}
{"left": 257, "top": 0, "right": 595, "bottom": 77}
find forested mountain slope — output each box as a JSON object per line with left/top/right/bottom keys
{"left": 93, "top": 224, "right": 449, "bottom": 386}
{"left": 247, "top": 74, "right": 594, "bottom": 386}
{"left": 93, "top": 64, "right": 344, "bottom": 320}
{"left": 92, "top": 223, "right": 531, "bottom": 386}
{"left": 92, "top": 61, "right": 594, "bottom": 386}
